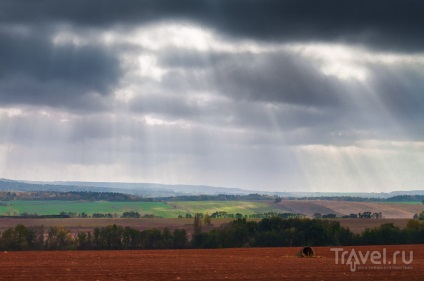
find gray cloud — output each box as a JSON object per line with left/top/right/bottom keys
{"left": 156, "top": 49, "right": 345, "bottom": 106}
{"left": 0, "top": 30, "right": 120, "bottom": 109}
{"left": 210, "top": 51, "right": 343, "bottom": 106}
{"left": 369, "top": 65, "right": 424, "bottom": 121}
{"left": 131, "top": 45, "right": 424, "bottom": 145}
{"left": 1, "top": 0, "right": 423, "bottom": 52}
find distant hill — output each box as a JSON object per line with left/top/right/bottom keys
{"left": 48, "top": 181, "right": 255, "bottom": 196}
{"left": 0, "top": 178, "right": 257, "bottom": 197}
{"left": 1, "top": 178, "right": 423, "bottom": 199}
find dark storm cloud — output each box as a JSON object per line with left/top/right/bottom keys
{"left": 1, "top": 0, "right": 423, "bottom": 52}
{"left": 157, "top": 49, "right": 342, "bottom": 107}
{"left": 0, "top": 30, "right": 120, "bottom": 109}
{"left": 365, "top": 64, "right": 424, "bottom": 140}
{"left": 369, "top": 64, "right": 424, "bottom": 120}
{"left": 157, "top": 49, "right": 344, "bottom": 107}
{"left": 211, "top": 51, "right": 343, "bottom": 106}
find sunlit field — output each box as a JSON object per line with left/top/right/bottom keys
{"left": 0, "top": 201, "right": 176, "bottom": 217}
{"left": 1, "top": 200, "right": 422, "bottom": 219}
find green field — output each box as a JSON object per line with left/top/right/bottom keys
{"left": 0, "top": 201, "right": 178, "bottom": 218}
{"left": 171, "top": 201, "right": 286, "bottom": 215}
{"left": 384, "top": 201, "right": 423, "bottom": 205}
{"left": 0, "top": 200, "right": 288, "bottom": 218}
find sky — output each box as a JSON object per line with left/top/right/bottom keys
{"left": 0, "top": 0, "right": 423, "bottom": 192}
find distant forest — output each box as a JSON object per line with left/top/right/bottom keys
{"left": 1, "top": 191, "right": 423, "bottom": 203}
{"left": 1, "top": 217, "right": 424, "bottom": 251}
{"left": 0, "top": 191, "right": 147, "bottom": 202}
{"left": 0, "top": 191, "right": 274, "bottom": 202}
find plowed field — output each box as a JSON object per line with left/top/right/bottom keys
{"left": 1, "top": 245, "right": 423, "bottom": 280}
{"left": 0, "top": 217, "right": 413, "bottom": 236}
{"left": 277, "top": 200, "right": 424, "bottom": 218}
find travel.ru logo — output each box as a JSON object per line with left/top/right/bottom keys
{"left": 331, "top": 248, "right": 413, "bottom": 272}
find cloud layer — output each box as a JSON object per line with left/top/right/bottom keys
{"left": 2, "top": 0, "right": 424, "bottom": 52}
{"left": 0, "top": 1, "right": 423, "bottom": 192}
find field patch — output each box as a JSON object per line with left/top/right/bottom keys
{"left": 0, "top": 200, "right": 294, "bottom": 218}
{"left": 1, "top": 199, "right": 423, "bottom": 219}
{"left": 0, "top": 201, "right": 177, "bottom": 217}
{"left": 277, "top": 200, "right": 424, "bottom": 218}
{"left": 171, "top": 201, "right": 291, "bottom": 215}
{"left": 0, "top": 245, "right": 422, "bottom": 280}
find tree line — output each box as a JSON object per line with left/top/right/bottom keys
{"left": 7, "top": 190, "right": 424, "bottom": 204}
{"left": 0, "top": 191, "right": 146, "bottom": 202}
{"left": 313, "top": 211, "right": 384, "bottom": 219}
{"left": 1, "top": 211, "right": 157, "bottom": 219}
{"left": 0, "top": 224, "right": 188, "bottom": 251}
{"left": 180, "top": 212, "right": 304, "bottom": 219}
{"left": 385, "top": 195, "right": 424, "bottom": 203}
{"left": 2, "top": 217, "right": 424, "bottom": 251}
{"left": 413, "top": 210, "right": 424, "bottom": 220}
{"left": 192, "top": 217, "right": 424, "bottom": 248}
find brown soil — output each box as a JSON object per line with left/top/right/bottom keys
{"left": 278, "top": 200, "right": 424, "bottom": 218}
{"left": 0, "top": 245, "right": 422, "bottom": 280}
{"left": 337, "top": 218, "right": 412, "bottom": 234}
{"left": 0, "top": 218, "right": 235, "bottom": 236}
{"left": 0, "top": 217, "right": 415, "bottom": 236}
{"left": 1, "top": 200, "right": 421, "bottom": 237}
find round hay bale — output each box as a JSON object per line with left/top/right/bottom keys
{"left": 299, "top": 246, "right": 315, "bottom": 257}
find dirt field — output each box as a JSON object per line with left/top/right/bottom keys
{"left": 0, "top": 218, "right": 236, "bottom": 236}
{"left": 0, "top": 217, "right": 414, "bottom": 236}
{"left": 0, "top": 245, "right": 423, "bottom": 280}
{"left": 0, "top": 218, "right": 418, "bottom": 236}
{"left": 337, "top": 218, "right": 412, "bottom": 234}
{"left": 278, "top": 200, "right": 424, "bottom": 218}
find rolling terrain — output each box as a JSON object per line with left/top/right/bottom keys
{"left": 2, "top": 199, "right": 421, "bottom": 237}
{"left": 1, "top": 199, "right": 422, "bottom": 219}
{"left": 3, "top": 178, "right": 424, "bottom": 198}
{"left": 276, "top": 200, "right": 424, "bottom": 219}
